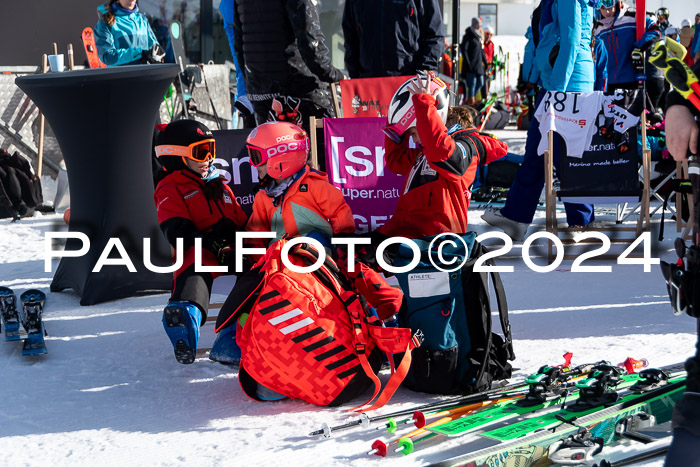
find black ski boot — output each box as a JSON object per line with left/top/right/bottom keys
{"left": 0, "top": 286, "right": 21, "bottom": 341}
{"left": 20, "top": 289, "right": 47, "bottom": 355}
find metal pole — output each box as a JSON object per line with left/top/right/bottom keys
{"left": 452, "top": 0, "right": 460, "bottom": 105}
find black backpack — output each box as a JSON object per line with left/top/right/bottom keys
{"left": 393, "top": 233, "right": 515, "bottom": 395}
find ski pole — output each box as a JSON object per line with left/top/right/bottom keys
{"left": 308, "top": 380, "right": 529, "bottom": 438}
{"left": 649, "top": 38, "right": 700, "bottom": 112}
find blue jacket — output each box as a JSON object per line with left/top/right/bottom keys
{"left": 535, "top": 0, "right": 595, "bottom": 92}
{"left": 593, "top": 36, "right": 608, "bottom": 91}
{"left": 594, "top": 4, "right": 661, "bottom": 85}
{"left": 693, "top": 26, "right": 700, "bottom": 56}
{"left": 522, "top": 27, "right": 540, "bottom": 85}
{"left": 219, "top": 0, "right": 247, "bottom": 99}
{"left": 94, "top": 4, "right": 159, "bottom": 66}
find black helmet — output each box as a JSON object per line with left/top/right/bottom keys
{"left": 155, "top": 119, "right": 214, "bottom": 173}
{"left": 656, "top": 7, "right": 669, "bottom": 20}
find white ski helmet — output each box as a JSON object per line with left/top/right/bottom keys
{"left": 383, "top": 72, "right": 449, "bottom": 143}
{"left": 483, "top": 25, "right": 494, "bottom": 35}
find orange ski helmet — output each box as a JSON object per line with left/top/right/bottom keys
{"left": 246, "top": 121, "right": 309, "bottom": 179}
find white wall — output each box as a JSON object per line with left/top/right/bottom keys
{"left": 444, "top": 1, "right": 537, "bottom": 43}
{"left": 633, "top": 0, "right": 699, "bottom": 27}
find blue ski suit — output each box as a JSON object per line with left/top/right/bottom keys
{"left": 535, "top": 0, "right": 595, "bottom": 92}
{"left": 594, "top": 3, "right": 661, "bottom": 86}
{"left": 94, "top": 3, "right": 159, "bottom": 67}
{"left": 500, "top": 0, "right": 598, "bottom": 227}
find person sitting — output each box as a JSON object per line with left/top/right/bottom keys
{"left": 94, "top": 0, "right": 165, "bottom": 66}
{"left": 153, "top": 120, "right": 247, "bottom": 364}
{"left": 377, "top": 73, "right": 508, "bottom": 242}
{"left": 213, "top": 121, "right": 403, "bottom": 369}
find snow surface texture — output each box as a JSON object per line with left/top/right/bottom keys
{"left": 1, "top": 129, "right": 695, "bottom": 467}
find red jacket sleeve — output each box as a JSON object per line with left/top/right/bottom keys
{"left": 383, "top": 134, "right": 420, "bottom": 176}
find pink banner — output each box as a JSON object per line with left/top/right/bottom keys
{"left": 323, "top": 118, "right": 404, "bottom": 233}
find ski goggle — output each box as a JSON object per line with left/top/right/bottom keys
{"left": 656, "top": 8, "right": 669, "bottom": 19}
{"left": 246, "top": 138, "right": 309, "bottom": 168}
{"left": 155, "top": 139, "right": 216, "bottom": 162}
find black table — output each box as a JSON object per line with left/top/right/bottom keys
{"left": 16, "top": 64, "right": 178, "bottom": 305}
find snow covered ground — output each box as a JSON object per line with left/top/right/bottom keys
{"left": 0, "top": 128, "right": 697, "bottom": 466}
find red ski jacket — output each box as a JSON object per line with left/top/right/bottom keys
{"left": 154, "top": 169, "right": 247, "bottom": 279}
{"left": 378, "top": 93, "right": 508, "bottom": 238}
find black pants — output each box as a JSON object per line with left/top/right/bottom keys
{"left": 215, "top": 267, "right": 265, "bottom": 331}
{"left": 250, "top": 87, "right": 336, "bottom": 135}
{"left": 646, "top": 77, "right": 666, "bottom": 112}
{"left": 171, "top": 264, "right": 215, "bottom": 323}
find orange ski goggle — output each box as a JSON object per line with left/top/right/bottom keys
{"left": 155, "top": 139, "right": 216, "bottom": 163}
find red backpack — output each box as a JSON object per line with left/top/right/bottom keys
{"left": 235, "top": 240, "right": 421, "bottom": 410}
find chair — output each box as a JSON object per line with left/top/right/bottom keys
{"left": 543, "top": 118, "right": 652, "bottom": 262}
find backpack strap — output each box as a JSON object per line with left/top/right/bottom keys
{"left": 489, "top": 269, "right": 515, "bottom": 361}
{"left": 344, "top": 292, "right": 421, "bottom": 413}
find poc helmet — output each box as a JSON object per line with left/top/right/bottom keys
{"left": 246, "top": 121, "right": 309, "bottom": 179}
{"left": 383, "top": 72, "right": 449, "bottom": 143}
{"left": 154, "top": 119, "right": 215, "bottom": 171}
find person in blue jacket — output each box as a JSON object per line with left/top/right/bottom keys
{"left": 94, "top": 0, "right": 164, "bottom": 67}
{"left": 219, "top": 0, "right": 255, "bottom": 128}
{"left": 594, "top": 1, "right": 661, "bottom": 91}
{"left": 483, "top": 0, "right": 598, "bottom": 240}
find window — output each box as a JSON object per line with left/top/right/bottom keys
{"left": 478, "top": 4, "right": 497, "bottom": 35}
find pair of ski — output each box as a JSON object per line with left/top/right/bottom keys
{"left": 368, "top": 361, "right": 661, "bottom": 457}
{"left": 0, "top": 287, "right": 47, "bottom": 355}
{"left": 426, "top": 366, "right": 685, "bottom": 466}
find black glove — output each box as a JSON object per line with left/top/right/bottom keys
{"left": 142, "top": 44, "right": 166, "bottom": 64}
{"left": 201, "top": 218, "right": 239, "bottom": 265}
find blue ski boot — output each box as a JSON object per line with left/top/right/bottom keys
{"left": 209, "top": 324, "right": 241, "bottom": 366}
{"left": 0, "top": 287, "right": 21, "bottom": 341}
{"left": 162, "top": 301, "right": 202, "bottom": 364}
{"left": 20, "top": 289, "right": 47, "bottom": 355}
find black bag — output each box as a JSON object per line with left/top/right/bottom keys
{"left": 393, "top": 233, "right": 515, "bottom": 395}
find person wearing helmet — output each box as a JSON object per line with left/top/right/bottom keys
{"left": 153, "top": 120, "right": 248, "bottom": 365}
{"left": 656, "top": 7, "right": 670, "bottom": 35}
{"left": 377, "top": 73, "right": 508, "bottom": 241}
{"left": 214, "top": 121, "right": 404, "bottom": 341}
{"left": 594, "top": 1, "right": 662, "bottom": 92}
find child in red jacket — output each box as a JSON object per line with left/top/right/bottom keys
{"left": 214, "top": 122, "right": 403, "bottom": 372}
{"left": 378, "top": 73, "right": 508, "bottom": 240}
{"left": 153, "top": 120, "right": 247, "bottom": 365}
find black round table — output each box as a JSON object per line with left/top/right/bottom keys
{"left": 16, "top": 64, "right": 178, "bottom": 305}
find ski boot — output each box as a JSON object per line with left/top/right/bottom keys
{"left": 209, "top": 324, "right": 240, "bottom": 366}
{"left": 20, "top": 289, "right": 47, "bottom": 355}
{"left": 162, "top": 301, "right": 202, "bottom": 364}
{"left": 568, "top": 364, "right": 623, "bottom": 411}
{"left": 0, "top": 287, "right": 21, "bottom": 341}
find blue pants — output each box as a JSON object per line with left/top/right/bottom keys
{"left": 464, "top": 73, "right": 484, "bottom": 99}
{"left": 501, "top": 89, "right": 594, "bottom": 226}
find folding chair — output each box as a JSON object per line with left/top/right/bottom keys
{"left": 544, "top": 122, "right": 651, "bottom": 262}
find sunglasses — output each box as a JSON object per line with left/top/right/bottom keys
{"left": 155, "top": 139, "right": 216, "bottom": 162}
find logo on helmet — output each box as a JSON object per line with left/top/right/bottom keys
{"left": 266, "top": 140, "right": 307, "bottom": 157}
